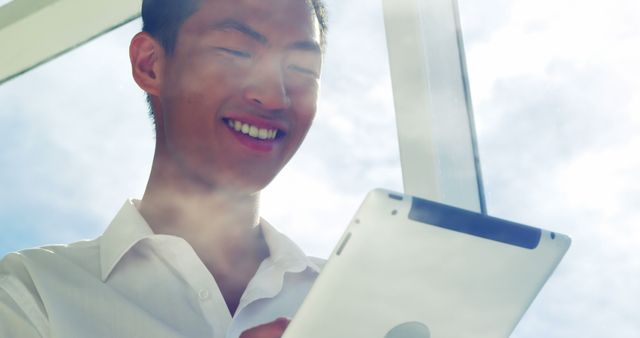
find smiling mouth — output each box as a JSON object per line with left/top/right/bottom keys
{"left": 223, "top": 118, "right": 284, "bottom": 141}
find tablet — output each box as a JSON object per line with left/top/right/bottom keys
{"left": 283, "top": 189, "right": 571, "bottom": 338}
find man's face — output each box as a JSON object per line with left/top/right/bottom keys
{"left": 157, "top": 0, "right": 322, "bottom": 193}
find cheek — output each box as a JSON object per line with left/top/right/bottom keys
{"left": 301, "top": 102, "right": 317, "bottom": 127}
{"left": 161, "top": 60, "right": 247, "bottom": 124}
{"left": 288, "top": 82, "right": 319, "bottom": 115}
{"left": 287, "top": 86, "right": 318, "bottom": 141}
{"left": 291, "top": 101, "right": 317, "bottom": 141}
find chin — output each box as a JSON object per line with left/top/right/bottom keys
{"left": 209, "top": 173, "right": 277, "bottom": 197}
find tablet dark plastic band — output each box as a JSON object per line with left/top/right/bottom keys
{"left": 408, "top": 197, "right": 542, "bottom": 249}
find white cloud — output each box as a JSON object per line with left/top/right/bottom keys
{"left": 465, "top": 0, "right": 640, "bottom": 104}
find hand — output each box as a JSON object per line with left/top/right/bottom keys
{"left": 239, "top": 317, "right": 291, "bottom": 338}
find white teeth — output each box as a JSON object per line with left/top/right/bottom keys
{"left": 259, "top": 129, "right": 268, "bottom": 139}
{"left": 226, "top": 119, "right": 279, "bottom": 140}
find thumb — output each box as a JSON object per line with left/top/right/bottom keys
{"left": 239, "top": 317, "right": 291, "bottom": 338}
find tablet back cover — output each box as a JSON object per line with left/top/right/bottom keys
{"left": 283, "top": 189, "right": 570, "bottom": 338}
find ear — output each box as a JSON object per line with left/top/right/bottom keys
{"left": 129, "top": 32, "right": 165, "bottom": 97}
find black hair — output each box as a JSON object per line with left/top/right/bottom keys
{"left": 141, "top": 0, "right": 328, "bottom": 55}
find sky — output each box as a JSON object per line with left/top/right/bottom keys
{"left": 1, "top": 0, "right": 639, "bottom": 337}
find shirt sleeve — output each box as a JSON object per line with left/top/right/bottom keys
{"left": 0, "top": 284, "right": 43, "bottom": 338}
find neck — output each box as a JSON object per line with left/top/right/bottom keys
{"left": 138, "top": 149, "right": 268, "bottom": 274}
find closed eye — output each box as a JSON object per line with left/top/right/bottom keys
{"left": 288, "top": 65, "right": 319, "bottom": 78}
{"left": 216, "top": 47, "right": 252, "bottom": 58}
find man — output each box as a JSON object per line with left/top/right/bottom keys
{"left": 0, "top": 0, "right": 327, "bottom": 337}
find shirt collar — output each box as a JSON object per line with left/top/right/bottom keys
{"left": 236, "top": 220, "right": 321, "bottom": 312}
{"left": 100, "top": 199, "right": 154, "bottom": 281}
{"left": 100, "top": 200, "right": 320, "bottom": 282}
{"left": 259, "top": 219, "right": 321, "bottom": 274}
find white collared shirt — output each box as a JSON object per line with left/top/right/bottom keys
{"left": 0, "top": 200, "right": 323, "bottom": 338}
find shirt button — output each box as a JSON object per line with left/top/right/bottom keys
{"left": 198, "top": 289, "right": 211, "bottom": 301}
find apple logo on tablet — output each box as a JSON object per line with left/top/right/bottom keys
{"left": 385, "top": 321, "right": 431, "bottom": 338}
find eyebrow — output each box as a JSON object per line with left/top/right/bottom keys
{"left": 288, "top": 40, "right": 322, "bottom": 54}
{"left": 209, "top": 18, "right": 321, "bottom": 54}
{"left": 210, "top": 19, "right": 268, "bottom": 44}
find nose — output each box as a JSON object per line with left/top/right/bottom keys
{"left": 243, "top": 57, "right": 291, "bottom": 111}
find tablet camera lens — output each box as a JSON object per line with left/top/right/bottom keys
{"left": 388, "top": 193, "right": 404, "bottom": 201}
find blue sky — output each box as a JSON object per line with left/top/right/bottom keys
{"left": 1, "top": 0, "right": 639, "bottom": 336}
